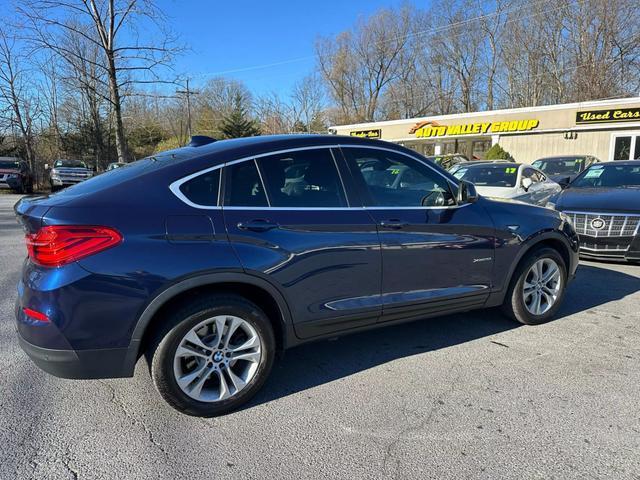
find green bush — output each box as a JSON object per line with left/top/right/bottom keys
{"left": 485, "top": 143, "right": 511, "bottom": 160}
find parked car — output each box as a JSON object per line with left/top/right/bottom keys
{"left": 14, "top": 135, "right": 579, "bottom": 416}
{"left": 532, "top": 155, "right": 601, "bottom": 187}
{"left": 49, "top": 159, "right": 93, "bottom": 191}
{"left": 448, "top": 159, "right": 509, "bottom": 176}
{"left": 0, "top": 157, "right": 33, "bottom": 193}
{"left": 107, "top": 162, "right": 125, "bottom": 171}
{"left": 451, "top": 162, "right": 561, "bottom": 206}
{"left": 426, "top": 153, "right": 469, "bottom": 170}
{"left": 547, "top": 160, "right": 640, "bottom": 262}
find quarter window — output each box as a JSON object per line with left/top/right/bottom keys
{"left": 224, "top": 160, "right": 268, "bottom": 207}
{"left": 179, "top": 169, "right": 220, "bottom": 206}
{"left": 256, "top": 149, "right": 347, "bottom": 207}
{"left": 343, "top": 148, "right": 455, "bottom": 207}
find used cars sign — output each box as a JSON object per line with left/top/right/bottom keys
{"left": 576, "top": 107, "right": 640, "bottom": 124}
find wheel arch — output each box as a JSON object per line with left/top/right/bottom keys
{"left": 488, "top": 230, "right": 576, "bottom": 307}
{"left": 123, "top": 272, "right": 295, "bottom": 375}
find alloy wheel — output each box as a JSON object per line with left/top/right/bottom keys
{"left": 522, "top": 258, "right": 562, "bottom": 316}
{"left": 173, "top": 315, "right": 262, "bottom": 402}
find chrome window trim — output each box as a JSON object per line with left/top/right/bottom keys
{"left": 169, "top": 143, "right": 463, "bottom": 210}
{"left": 253, "top": 158, "right": 271, "bottom": 207}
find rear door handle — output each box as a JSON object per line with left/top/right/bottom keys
{"left": 379, "top": 219, "right": 408, "bottom": 229}
{"left": 237, "top": 219, "right": 278, "bottom": 232}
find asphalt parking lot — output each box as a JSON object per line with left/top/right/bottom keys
{"left": 1, "top": 193, "right": 639, "bottom": 480}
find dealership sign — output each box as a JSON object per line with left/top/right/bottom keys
{"left": 350, "top": 129, "right": 381, "bottom": 139}
{"left": 576, "top": 108, "right": 640, "bottom": 124}
{"left": 410, "top": 119, "right": 539, "bottom": 138}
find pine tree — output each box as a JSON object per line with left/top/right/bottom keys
{"left": 220, "top": 94, "right": 261, "bottom": 139}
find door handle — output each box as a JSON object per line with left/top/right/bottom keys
{"left": 237, "top": 219, "right": 278, "bottom": 232}
{"left": 379, "top": 219, "right": 408, "bottom": 229}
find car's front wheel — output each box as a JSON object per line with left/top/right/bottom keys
{"left": 149, "top": 294, "right": 275, "bottom": 417}
{"left": 502, "top": 247, "right": 567, "bottom": 325}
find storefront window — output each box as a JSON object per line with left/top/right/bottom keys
{"left": 613, "top": 136, "right": 631, "bottom": 160}
{"left": 472, "top": 140, "right": 492, "bottom": 159}
{"left": 635, "top": 137, "right": 640, "bottom": 160}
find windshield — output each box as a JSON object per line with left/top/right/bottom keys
{"left": 453, "top": 165, "right": 518, "bottom": 187}
{"left": 571, "top": 164, "right": 640, "bottom": 188}
{"left": 532, "top": 157, "right": 584, "bottom": 176}
{"left": 54, "top": 159, "right": 88, "bottom": 168}
{"left": 0, "top": 159, "right": 20, "bottom": 169}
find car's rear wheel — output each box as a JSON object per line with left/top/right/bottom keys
{"left": 149, "top": 294, "right": 275, "bottom": 417}
{"left": 502, "top": 247, "right": 567, "bottom": 325}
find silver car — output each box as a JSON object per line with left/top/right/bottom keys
{"left": 451, "top": 162, "right": 561, "bottom": 206}
{"left": 49, "top": 159, "right": 93, "bottom": 191}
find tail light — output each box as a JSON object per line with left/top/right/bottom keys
{"left": 26, "top": 225, "right": 122, "bottom": 267}
{"left": 23, "top": 307, "right": 50, "bottom": 323}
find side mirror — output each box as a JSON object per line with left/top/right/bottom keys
{"left": 558, "top": 176, "right": 571, "bottom": 189}
{"left": 522, "top": 177, "right": 533, "bottom": 191}
{"left": 457, "top": 180, "right": 478, "bottom": 204}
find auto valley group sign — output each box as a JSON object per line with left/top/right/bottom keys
{"left": 409, "top": 119, "right": 539, "bottom": 138}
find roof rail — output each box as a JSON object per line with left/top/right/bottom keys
{"left": 188, "top": 136, "right": 217, "bottom": 147}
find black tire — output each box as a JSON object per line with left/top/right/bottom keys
{"left": 501, "top": 247, "right": 567, "bottom": 325}
{"left": 148, "top": 294, "right": 276, "bottom": 417}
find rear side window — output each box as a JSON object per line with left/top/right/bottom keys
{"left": 179, "top": 169, "right": 220, "bottom": 206}
{"left": 256, "top": 149, "right": 347, "bottom": 207}
{"left": 224, "top": 160, "right": 268, "bottom": 207}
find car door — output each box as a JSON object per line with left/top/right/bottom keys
{"left": 222, "top": 147, "right": 382, "bottom": 339}
{"left": 340, "top": 146, "right": 495, "bottom": 322}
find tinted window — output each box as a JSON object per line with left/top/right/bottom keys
{"left": 344, "top": 148, "right": 455, "bottom": 207}
{"left": 54, "top": 159, "right": 87, "bottom": 168}
{"left": 225, "top": 160, "right": 268, "bottom": 207}
{"left": 454, "top": 165, "right": 518, "bottom": 187}
{"left": 179, "top": 169, "right": 220, "bottom": 206}
{"left": 256, "top": 149, "right": 347, "bottom": 207}
{"left": 572, "top": 164, "right": 640, "bottom": 188}
{"left": 0, "top": 159, "right": 19, "bottom": 169}
{"left": 532, "top": 157, "right": 584, "bottom": 175}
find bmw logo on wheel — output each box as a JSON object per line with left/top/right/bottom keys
{"left": 590, "top": 217, "right": 606, "bottom": 230}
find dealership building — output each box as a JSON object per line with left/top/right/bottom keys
{"left": 330, "top": 97, "right": 640, "bottom": 164}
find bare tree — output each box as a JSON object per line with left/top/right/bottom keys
{"left": 20, "top": 0, "right": 180, "bottom": 162}
{"left": 316, "top": 5, "right": 413, "bottom": 122}
{"left": 290, "top": 74, "right": 325, "bottom": 132}
{"left": 0, "top": 30, "right": 39, "bottom": 170}
{"left": 254, "top": 92, "right": 292, "bottom": 134}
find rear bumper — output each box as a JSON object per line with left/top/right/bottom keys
{"left": 18, "top": 332, "right": 134, "bottom": 379}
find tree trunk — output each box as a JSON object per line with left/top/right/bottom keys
{"left": 106, "top": 54, "right": 129, "bottom": 163}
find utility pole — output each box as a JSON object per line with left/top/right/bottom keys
{"left": 176, "top": 78, "right": 199, "bottom": 139}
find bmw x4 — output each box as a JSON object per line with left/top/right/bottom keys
{"left": 15, "top": 135, "right": 579, "bottom": 416}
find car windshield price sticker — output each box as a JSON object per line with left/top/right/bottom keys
{"left": 505, "top": 167, "right": 517, "bottom": 174}
{"left": 584, "top": 168, "right": 604, "bottom": 178}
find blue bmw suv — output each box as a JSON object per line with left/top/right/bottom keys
{"left": 15, "top": 135, "right": 579, "bottom": 416}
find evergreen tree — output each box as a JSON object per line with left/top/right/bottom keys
{"left": 220, "top": 94, "right": 261, "bottom": 139}
{"left": 485, "top": 144, "right": 511, "bottom": 160}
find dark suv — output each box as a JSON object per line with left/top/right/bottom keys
{"left": 0, "top": 157, "right": 33, "bottom": 193}
{"left": 15, "top": 135, "right": 579, "bottom": 416}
